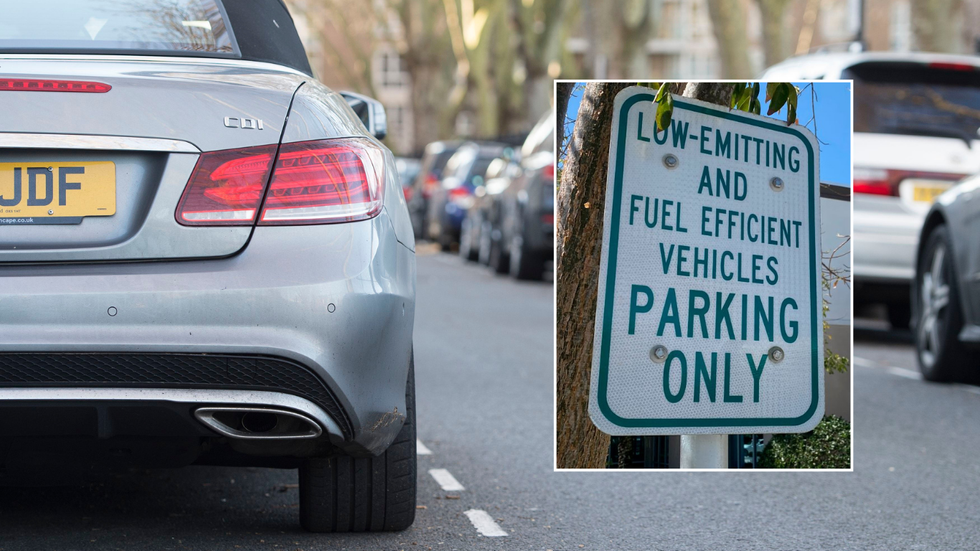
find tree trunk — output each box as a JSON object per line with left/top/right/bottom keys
{"left": 705, "top": 0, "right": 753, "bottom": 78}
{"left": 682, "top": 82, "right": 734, "bottom": 105}
{"left": 757, "top": 0, "right": 792, "bottom": 68}
{"left": 912, "top": 0, "right": 964, "bottom": 53}
{"left": 556, "top": 82, "right": 629, "bottom": 469}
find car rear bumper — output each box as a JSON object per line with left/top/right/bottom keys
{"left": 0, "top": 213, "right": 416, "bottom": 458}
{"left": 853, "top": 195, "right": 924, "bottom": 284}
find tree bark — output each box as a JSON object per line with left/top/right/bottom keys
{"left": 556, "top": 82, "right": 629, "bottom": 469}
{"left": 911, "top": 0, "right": 964, "bottom": 53}
{"left": 681, "top": 82, "right": 734, "bottom": 105}
{"left": 705, "top": 0, "right": 753, "bottom": 78}
{"left": 757, "top": 0, "right": 792, "bottom": 68}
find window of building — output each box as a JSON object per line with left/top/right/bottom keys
{"left": 374, "top": 49, "right": 409, "bottom": 89}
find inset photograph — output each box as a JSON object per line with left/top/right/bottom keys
{"left": 556, "top": 81, "right": 852, "bottom": 470}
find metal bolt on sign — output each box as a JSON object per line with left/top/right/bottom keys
{"left": 769, "top": 177, "right": 784, "bottom": 191}
{"left": 768, "top": 346, "right": 785, "bottom": 363}
{"left": 663, "top": 154, "right": 678, "bottom": 169}
{"left": 650, "top": 345, "right": 668, "bottom": 363}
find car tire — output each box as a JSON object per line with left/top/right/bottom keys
{"left": 299, "top": 354, "right": 417, "bottom": 533}
{"left": 509, "top": 235, "right": 545, "bottom": 280}
{"left": 478, "top": 222, "right": 493, "bottom": 265}
{"left": 914, "top": 226, "right": 972, "bottom": 381}
{"left": 488, "top": 237, "right": 509, "bottom": 274}
{"left": 459, "top": 219, "right": 478, "bottom": 262}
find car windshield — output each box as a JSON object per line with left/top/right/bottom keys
{"left": 466, "top": 158, "right": 495, "bottom": 186}
{"left": 846, "top": 62, "right": 980, "bottom": 143}
{"left": 0, "top": 0, "right": 237, "bottom": 55}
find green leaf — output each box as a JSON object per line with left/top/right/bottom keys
{"left": 731, "top": 83, "right": 746, "bottom": 109}
{"left": 751, "top": 82, "right": 760, "bottom": 100}
{"left": 654, "top": 82, "right": 669, "bottom": 103}
{"left": 637, "top": 81, "right": 660, "bottom": 89}
{"left": 750, "top": 97, "right": 761, "bottom": 115}
{"left": 767, "top": 83, "right": 789, "bottom": 116}
{"left": 786, "top": 84, "right": 798, "bottom": 111}
{"left": 765, "top": 82, "right": 779, "bottom": 102}
{"left": 736, "top": 87, "right": 751, "bottom": 111}
{"left": 787, "top": 103, "right": 797, "bottom": 126}
{"left": 656, "top": 91, "right": 673, "bottom": 133}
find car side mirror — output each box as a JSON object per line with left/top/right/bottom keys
{"left": 339, "top": 91, "right": 387, "bottom": 140}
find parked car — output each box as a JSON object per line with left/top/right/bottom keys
{"left": 425, "top": 141, "right": 507, "bottom": 250}
{"left": 912, "top": 176, "right": 980, "bottom": 380}
{"left": 395, "top": 156, "right": 421, "bottom": 201}
{"left": 459, "top": 154, "right": 521, "bottom": 262}
{"left": 763, "top": 51, "right": 980, "bottom": 328}
{"left": 0, "top": 0, "right": 417, "bottom": 533}
{"left": 489, "top": 111, "right": 555, "bottom": 280}
{"left": 406, "top": 140, "right": 462, "bottom": 240}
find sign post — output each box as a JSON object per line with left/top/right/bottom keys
{"left": 589, "top": 87, "right": 824, "bottom": 467}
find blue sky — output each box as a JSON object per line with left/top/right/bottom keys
{"left": 564, "top": 82, "right": 852, "bottom": 186}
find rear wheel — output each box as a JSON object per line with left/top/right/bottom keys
{"left": 488, "top": 237, "right": 509, "bottom": 274}
{"left": 509, "top": 235, "right": 545, "bottom": 280}
{"left": 459, "top": 218, "right": 478, "bottom": 261}
{"left": 914, "top": 227, "right": 970, "bottom": 381}
{"left": 299, "top": 355, "right": 416, "bottom": 532}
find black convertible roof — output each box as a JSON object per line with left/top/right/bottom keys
{"left": 224, "top": 0, "right": 313, "bottom": 75}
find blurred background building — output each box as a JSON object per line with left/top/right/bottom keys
{"left": 282, "top": 0, "right": 980, "bottom": 156}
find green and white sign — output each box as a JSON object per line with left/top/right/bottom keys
{"left": 589, "top": 87, "right": 824, "bottom": 436}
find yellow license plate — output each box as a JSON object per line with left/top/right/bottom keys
{"left": 0, "top": 161, "right": 115, "bottom": 224}
{"left": 912, "top": 185, "right": 949, "bottom": 203}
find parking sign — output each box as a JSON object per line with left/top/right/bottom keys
{"left": 589, "top": 87, "right": 824, "bottom": 435}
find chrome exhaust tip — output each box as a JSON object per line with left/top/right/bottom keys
{"left": 194, "top": 407, "right": 322, "bottom": 439}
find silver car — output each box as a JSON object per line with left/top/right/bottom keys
{"left": 763, "top": 51, "right": 980, "bottom": 329}
{"left": 0, "top": 0, "right": 417, "bottom": 533}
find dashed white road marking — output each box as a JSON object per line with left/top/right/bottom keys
{"left": 852, "top": 357, "right": 876, "bottom": 368}
{"left": 464, "top": 509, "right": 508, "bottom": 537}
{"left": 887, "top": 366, "right": 922, "bottom": 380}
{"left": 428, "top": 468, "right": 464, "bottom": 491}
{"left": 416, "top": 439, "right": 432, "bottom": 455}
{"left": 858, "top": 355, "right": 980, "bottom": 395}
{"left": 856, "top": 356, "right": 922, "bottom": 379}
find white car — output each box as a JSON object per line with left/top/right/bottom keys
{"left": 763, "top": 51, "right": 980, "bottom": 328}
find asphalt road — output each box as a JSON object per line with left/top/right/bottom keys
{"left": 2, "top": 257, "right": 980, "bottom": 550}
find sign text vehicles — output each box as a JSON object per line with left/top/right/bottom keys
{"left": 589, "top": 88, "right": 824, "bottom": 436}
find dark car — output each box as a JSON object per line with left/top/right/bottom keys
{"left": 486, "top": 111, "right": 554, "bottom": 280}
{"left": 425, "top": 142, "right": 507, "bottom": 250}
{"left": 406, "top": 140, "right": 462, "bottom": 239}
{"left": 395, "top": 156, "right": 421, "bottom": 201}
{"left": 459, "top": 154, "right": 521, "bottom": 262}
{"left": 912, "top": 177, "right": 980, "bottom": 381}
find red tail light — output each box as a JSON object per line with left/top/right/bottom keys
{"left": 422, "top": 173, "right": 440, "bottom": 199}
{"left": 541, "top": 213, "right": 554, "bottom": 224}
{"left": 176, "top": 145, "right": 277, "bottom": 225}
{"left": 542, "top": 162, "right": 555, "bottom": 181}
{"left": 853, "top": 167, "right": 893, "bottom": 196}
{"left": 448, "top": 186, "right": 471, "bottom": 203}
{"left": 853, "top": 167, "right": 967, "bottom": 197}
{"left": 176, "top": 138, "right": 385, "bottom": 226}
{"left": 928, "top": 62, "right": 975, "bottom": 71}
{"left": 402, "top": 186, "right": 414, "bottom": 202}
{"left": 0, "top": 79, "right": 111, "bottom": 93}
{"left": 259, "top": 139, "right": 384, "bottom": 225}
